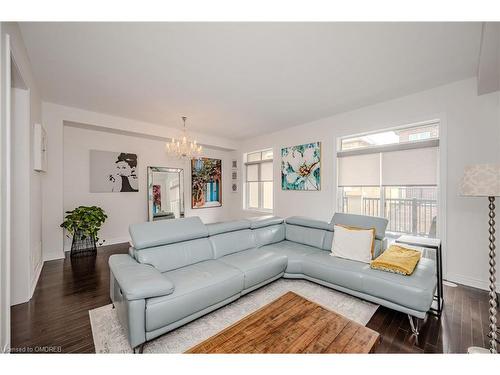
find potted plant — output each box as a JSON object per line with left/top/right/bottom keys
{"left": 60, "top": 206, "right": 108, "bottom": 257}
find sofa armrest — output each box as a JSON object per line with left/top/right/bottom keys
{"left": 109, "top": 254, "right": 175, "bottom": 300}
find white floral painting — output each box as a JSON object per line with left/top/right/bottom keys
{"left": 281, "top": 142, "right": 321, "bottom": 190}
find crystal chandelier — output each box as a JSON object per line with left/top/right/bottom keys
{"left": 166, "top": 116, "right": 202, "bottom": 159}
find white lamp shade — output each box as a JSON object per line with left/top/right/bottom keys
{"left": 459, "top": 164, "right": 500, "bottom": 197}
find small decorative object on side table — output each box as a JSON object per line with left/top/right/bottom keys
{"left": 396, "top": 235, "right": 443, "bottom": 316}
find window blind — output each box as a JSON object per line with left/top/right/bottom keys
{"left": 261, "top": 162, "right": 273, "bottom": 181}
{"left": 337, "top": 153, "right": 380, "bottom": 186}
{"left": 246, "top": 164, "right": 259, "bottom": 182}
{"left": 337, "top": 145, "right": 438, "bottom": 187}
{"left": 244, "top": 149, "right": 274, "bottom": 211}
{"left": 381, "top": 146, "right": 438, "bottom": 186}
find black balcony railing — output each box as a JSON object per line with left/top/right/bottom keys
{"left": 342, "top": 196, "right": 437, "bottom": 236}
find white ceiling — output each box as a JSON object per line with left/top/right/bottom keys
{"left": 19, "top": 22, "right": 482, "bottom": 140}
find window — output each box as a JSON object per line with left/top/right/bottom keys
{"left": 409, "top": 132, "right": 431, "bottom": 142}
{"left": 340, "top": 122, "right": 438, "bottom": 151}
{"left": 337, "top": 121, "right": 439, "bottom": 237}
{"left": 244, "top": 149, "right": 273, "bottom": 211}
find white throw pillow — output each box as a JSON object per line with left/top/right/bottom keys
{"left": 330, "top": 225, "right": 375, "bottom": 263}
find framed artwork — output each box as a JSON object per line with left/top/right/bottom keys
{"left": 232, "top": 170, "right": 238, "bottom": 180}
{"left": 152, "top": 184, "right": 161, "bottom": 214}
{"left": 281, "top": 142, "right": 321, "bottom": 191}
{"left": 231, "top": 159, "right": 238, "bottom": 169}
{"left": 231, "top": 181, "right": 239, "bottom": 193}
{"left": 191, "top": 157, "right": 222, "bottom": 208}
{"left": 90, "top": 150, "right": 139, "bottom": 192}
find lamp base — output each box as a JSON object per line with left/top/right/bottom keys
{"left": 467, "top": 346, "right": 491, "bottom": 354}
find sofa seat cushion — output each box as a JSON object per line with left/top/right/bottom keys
{"left": 303, "top": 252, "right": 437, "bottom": 313}
{"left": 262, "top": 241, "right": 325, "bottom": 274}
{"left": 145, "top": 260, "right": 244, "bottom": 331}
{"left": 219, "top": 248, "right": 287, "bottom": 290}
{"left": 302, "top": 252, "right": 366, "bottom": 292}
{"left": 360, "top": 258, "right": 436, "bottom": 312}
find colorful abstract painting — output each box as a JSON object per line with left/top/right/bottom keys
{"left": 152, "top": 184, "right": 161, "bottom": 214}
{"left": 191, "top": 158, "right": 222, "bottom": 209}
{"left": 281, "top": 142, "right": 321, "bottom": 191}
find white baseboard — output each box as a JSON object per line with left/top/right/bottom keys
{"left": 29, "top": 260, "right": 43, "bottom": 299}
{"left": 43, "top": 252, "right": 65, "bottom": 262}
{"left": 446, "top": 272, "right": 500, "bottom": 292}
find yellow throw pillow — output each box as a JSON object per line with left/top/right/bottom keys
{"left": 370, "top": 244, "right": 422, "bottom": 276}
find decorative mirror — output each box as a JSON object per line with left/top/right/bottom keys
{"left": 147, "top": 167, "right": 184, "bottom": 221}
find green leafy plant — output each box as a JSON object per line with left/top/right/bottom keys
{"left": 60, "top": 206, "right": 108, "bottom": 246}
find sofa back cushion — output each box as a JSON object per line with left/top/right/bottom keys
{"left": 285, "top": 216, "right": 334, "bottom": 250}
{"left": 373, "top": 240, "right": 384, "bottom": 258}
{"left": 249, "top": 216, "right": 285, "bottom": 247}
{"left": 129, "top": 216, "right": 208, "bottom": 250}
{"left": 135, "top": 238, "right": 214, "bottom": 272}
{"left": 206, "top": 220, "right": 251, "bottom": 236}
{"left": 286, "top": 225, "right": 325, "bottom": 249}
{"left": 322, "top": 231, "right": 334, "bottom": 251}
{"left": 330, "top": 213, "right": 388, "bottom": 240}
{"left": 253, "top": 225, "right": 285, "bottom": 247}
{"left": 249, "top": 216, "right": 284, "bottom": 229}
{"left": 210, "top": 229, "right": 256, "bottom": 258}
{"left": 207, "top": 220, "right": 256, "bottom": 258}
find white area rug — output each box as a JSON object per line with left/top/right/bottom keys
{"left": 89, "top": 279, "right": 378, "bottom": 353}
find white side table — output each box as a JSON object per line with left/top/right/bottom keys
{"left": 395, "top": 235, "right": 443, "bottom": 316}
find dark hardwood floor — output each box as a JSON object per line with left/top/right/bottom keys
{"left": 10, "top": 243, "right": 499, "bottom": 354}
{"left": 10, "top": 243, "right": 125, "bottom": 353}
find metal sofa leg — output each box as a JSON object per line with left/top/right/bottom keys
{"left": 133, "top": 344, "right": 145, "bottom": 354}
{"left": 408, "top": 315, "right": 420, "bottom": 336}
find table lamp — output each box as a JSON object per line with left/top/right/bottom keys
{"left": 460, "top": 163, "right": 500, "bottom": 354}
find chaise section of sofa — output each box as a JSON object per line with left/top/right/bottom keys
{"left": 109, "top": 213, "right": 437, "bottom": 351}
{"left": 283, "top": 214, "right": 436, "bottom": 318}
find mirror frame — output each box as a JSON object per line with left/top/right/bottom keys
{"left": 147, "top": 166, "right": 185, "bottom": 221}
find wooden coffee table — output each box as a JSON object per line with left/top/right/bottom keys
{"left": 186, "top": 291, "right": 379, "bottom": 353}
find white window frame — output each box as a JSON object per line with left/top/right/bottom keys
{"left": 244, "top": 149, "right": 273, "bottom": 212}
{"left": 339, "top": 119, "right": 440, "bottom": 153}
{"left": 336, "top": 120, "right": 441, "bottom": 238}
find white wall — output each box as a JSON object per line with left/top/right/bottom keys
{"left": 235, "top": 78, "right": 500, "bottom": 291}
{"left": 0, "top": 22, "right": 10, "bottom": 353}
{"left": 0, "top": 22, "right": 43, "bottom": 351}
{"left": 10, "top": 87, "right": 31, "bottom": 305}
{"left": 1, "top": 23, "right": 43, "bottom": 304}
{"left": 62, "top": 125, "right": 236, "bottom": 250}
{"left": 42, "top": 102, "right": 239, "bottom": 259}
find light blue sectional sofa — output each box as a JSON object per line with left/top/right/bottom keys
{"left": 109, "top": 214, "right": 437, "bottom": 352}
